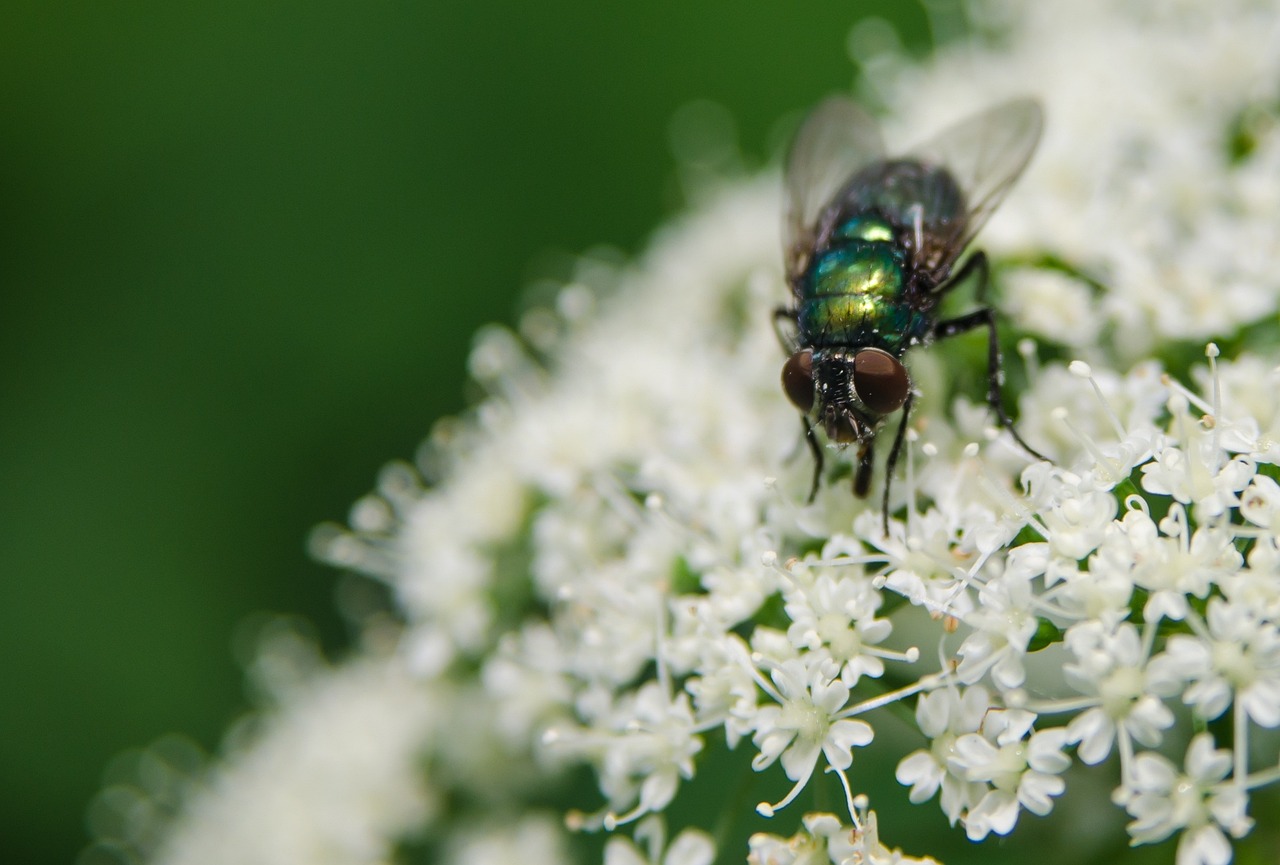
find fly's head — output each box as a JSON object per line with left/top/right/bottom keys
{"left": 781, "top": 346, "right": 910, "bottom": 444}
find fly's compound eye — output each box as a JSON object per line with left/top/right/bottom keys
{"left": 781, "top": 349, "right": 815, "bottom": 412}
{"left": 852, "top": 348, "right": 909, "bottom": 415}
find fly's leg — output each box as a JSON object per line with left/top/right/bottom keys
{"left": 934, "top": 250, "right": 1045, "bottom": 457}
{"left": 778, "top": 305, "right": 824, "bottom": 499}
{"left": 880, "top": 390, "right": 915, "bottom": 535}
{"left": 933, "top": 250, "right": 990, "bottom": 304}
{"left": 932, "top": 307, "right": 1048, "bottom": 462}
{"left": 801, "top": 414, "right": 823, "bottom": 502}
{"left": 772, "top": 306, "right": 798, "bottom": 351}
{"left": 854, "top": 439, "right": 875, "bottom": 499}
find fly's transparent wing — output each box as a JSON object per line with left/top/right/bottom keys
{"left": 903, "top": 97, "right": 1043, "bottom": 274}
{"left": 783, "top": 97, "right": 885, "bottom": 293}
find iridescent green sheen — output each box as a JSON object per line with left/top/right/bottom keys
{"left": 808, "top": 243, "right": 902, "bottom": 300}
{"left": 799, "top": 241, "right": 918, "bottom": 349}
{"left": 832, "top": 214, "right": 895, "bottom": 244}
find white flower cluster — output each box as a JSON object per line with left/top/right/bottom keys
{"left": 102, "top": 1, "right": 1280, "bottom": 864}
{"left": 86, "top": 635, "right": 437, "bottom": 865}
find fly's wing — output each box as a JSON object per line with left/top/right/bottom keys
{"left": 902, "top": 97, "right": 1043, "bottom": 275}
{"left": 783, "top": 97, "right": 885, "bottom": 295}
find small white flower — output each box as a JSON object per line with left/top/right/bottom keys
{"left": 864, "top": 509, "right": 977, "bottom": 616}
{"left": 1220, "top": 535, "right": 1280, "bottom": 621}
{"left": 746, "top": 826, "right": 821, "bottom": 865}
{"left": 605, "top": 816, "right": 714, "bottom": 865}
{"left": 1064, "top": 622, "right": 1174, "bottom": 764}
{"left": 895, "top": 686, "right": 991, "bottom": 825}
{"left": 748, "top": 808, "right": 940, "bottom": 865}
{"left": 749, "top": 658, "right": 874, "bottom": 816}
{"left": 610, "top": 686, "right": 705, "bottom": 822}
{"left": 1156, "top": 598, "right": 1280, "bottom": 725}
{"left": 949, "top": 710, "right": 1070, "bottom": 840}
{"left": 1239, "top": 474, "right": 1280, "bottom": 531}
{"left": 783, "top": 570, "right": 892, "bottom": 687}
{"left": 685, "top": 632, "right": 759, "bottom": 748}
{"left": 1197, "top": 356, "right": 1280, "bottom": 461}
{"left": 956, "top": 569, "right": 1039, "bottom": 689}
{"left": 1121, "top": 734, "right": 1252, "bottom": 865}
{"left": 549, "top": 682, "right": 704, "bottom": 826}
{"left": 748, "top": 813, "right": 846, "bottom": 865}
{"left": 1140, "top": 412, "right": 1255, "bottom": 518}
{"left": 1038, "top": 482, "right": 1118, "bottom": 562}
{"left": 1102, "top": 507, "right": 1241, "bottom": 623}
{"left": 1056, "top": 531, "right": 1135, "bottom": 626}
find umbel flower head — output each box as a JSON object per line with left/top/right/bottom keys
{"left": 88, "top": 1, "right": 1280, "bottom": 864}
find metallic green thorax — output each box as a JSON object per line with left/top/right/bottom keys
{"left": 797, "top": 215, "right": 931, "bottom": 354}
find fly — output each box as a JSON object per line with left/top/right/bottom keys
{"left": 776, "top": 96, "right": 1048, "bottom": 531}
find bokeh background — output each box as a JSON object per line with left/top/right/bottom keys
{"left": 0, "top": 2, "right": 937, "bottom": 862}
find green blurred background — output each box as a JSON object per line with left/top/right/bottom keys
{"left": 0, "top": 2, "right": 934, "bottom": 862}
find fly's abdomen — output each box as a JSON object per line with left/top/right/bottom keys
{"left": 798, "top": 242, "right": 910, "bottom": 348}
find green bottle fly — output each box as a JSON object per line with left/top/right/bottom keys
{"left": 777, "top": 97, "right": 1049, "bottom": 530}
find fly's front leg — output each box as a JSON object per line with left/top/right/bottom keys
{"left": 801, "top": 414, "right": 823, "bottom": 502}
{"left": 854, "top": 439, "right": 875, "bottom": 499}
{"left": 933, "top": 308, "right": 1048, "bottom": 462}
{"left": 772, "top": 306, "right": 798, "bottom": 351}
{"left": 778, "top": 305, "right": 823, "bottom": 499}
{"left": 880, "top": 390, "right": 915, "bottom": 535}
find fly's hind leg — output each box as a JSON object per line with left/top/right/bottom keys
{"left": 932, "top": 308, "right": 1048, "bottom": 462}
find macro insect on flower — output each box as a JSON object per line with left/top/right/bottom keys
{"left": 776, "top": 97, "right": 1049, "bottom": 530}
